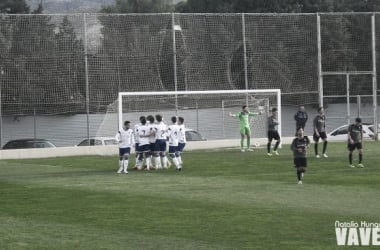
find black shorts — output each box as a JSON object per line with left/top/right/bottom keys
{"left": 313, "top": 131, "right": 327, "bottom": 142}
{"left": 150, "top": 143, "right": 156, "bottom": 152}
{"left": 154, "top": 139, "right": 167, "bottom": 152}
{"left": 347, "top": 142, "right": 362, "bottom": 151}
{"left": 139, "top": 144, "right": 150, "bottom": 153}
{"left": 119, "top": 147, "right": 131, "bottom": 157}
{"left": 294, "top": 157, "right": 307, "bottom": 168}
{"left": 177, "top": 142, "right": 186, "bottom": 152}
{"left": 268, "top": 131, "right": 280, "bottom": 141}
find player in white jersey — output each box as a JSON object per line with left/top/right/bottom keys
{"left": 177, "top": 116, "right": 186, "bottom": 168}
{"left": 167, "top": 116, "right": 181, "bottom": 171}
{"left": 133, "top": 116, "right": 145, "bottom": 169}
{"left": 115, "top": 121, "right": 135, "bottom": 174}
{"left": 147, "top": 115, "right": 157, "bottom": 168}
{"left": 154, "top": 114, "right": 169, "bottom": 169}
{"left": 135, "top": 116, "right": 152, "bottom": 170}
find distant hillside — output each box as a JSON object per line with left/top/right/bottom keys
{"left": 28, "top": 0, "right": 116, "bottom": 13}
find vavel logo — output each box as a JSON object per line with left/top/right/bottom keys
{"left": 335, "top": 221, "right": 380, "bottom": 246}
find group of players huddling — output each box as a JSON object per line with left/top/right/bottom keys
{"left": 115, "top": 115, "right": 186, "bottom": 174}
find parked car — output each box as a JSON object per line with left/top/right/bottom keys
{"left": 2, "top": 139, "right": 56, "bottom": 150}
{"left": 76, "top": 137, "right": 118, "bottom": 146}
{"left": 327, "top": 123, "right": 375, "bottom": 141}
{"left": 185, "top": 129, "right": 206, "bottom": 141}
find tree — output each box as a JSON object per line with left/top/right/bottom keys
{"left": 180, "top": 0, "right": 376, "bottom": 13}
{"left": 1, "top": 0, "right": 88, "bottom": 115}
{"left": 31, "top": 0, "right": 44, "bottom": 14}
{"left": 0, "top": 0, "right": 30, "bottom": 114}
{"left": 8, "top": 2, "right": 57, "bottom": 114}
{"left": 53, "top": 16, "right": 86, "bottom": 112}
{"left": 0, "top": 0, "right": 30, "bottom": 14}
{"left": 179, "top": 0, "right": 235, "bottom": 13}
{"left": 95, "top": 0, "right": 178, "bottom": 108}
{"left": 101, "top": 0, "right": 173, "bottom": 13}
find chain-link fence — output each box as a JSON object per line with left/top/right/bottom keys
{"left": 0, "top": 13, "right": 379, "bottom": 147}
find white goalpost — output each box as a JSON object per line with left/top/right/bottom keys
{"left": 118, "top": 89, "right": 281, "bottom": 143}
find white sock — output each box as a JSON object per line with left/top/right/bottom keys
{"left": 135, "top": 155, "right": 141, "bottom": 167}
{"left": 145, "top": 157, "right": 151, "bottom": 170}
{"left": 154, "top": 156, "right": 162, "bottom": 169}
{"left": 123, "top": 160, "right": 128, "bottom": 172}
{"left": 165, "top": 156, "right": 172, "bottom": 167}
{"left": 178, "top": 155, "right": 183, "bottom": 165}
{"left": 161, "top": 156, "right": 168, "bottom": 168}
{"left": 117, "top": 160, "right": 123, "bottom": 173}
{"left": 151, "top": 156, "right": 156, "bottom": 168}
{"left": 172, "top": 157, "right": 180, "bottom": 168}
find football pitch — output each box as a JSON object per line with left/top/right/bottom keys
{"left": 0, "top": 142, "right": 379, "bottom": 249}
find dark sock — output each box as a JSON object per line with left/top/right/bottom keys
{"left": 349, "top": 153, "right": 352, "bottom": 164}
{"left": 274, "top": 141, "right": 280, "bottom": 151}
{"left": 297, "top": 170, "right": 302, "bottom": 181}
{"left": 359, "top": 153, "right": 362, "bottom": 164}
{"left": 314, "top": 143, "right": 318, "bottom": 155}
{"left": 322, "top": 141, "right": 328, "bottom": 154}
{"left": 267, "top": 143, "right": 271, "bottom": 153}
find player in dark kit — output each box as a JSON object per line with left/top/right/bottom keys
{"left": 267, "top": 108, "right": 281, "bottom": 156}
{"left": 291, "top": 127, "right": 310, "bottom": 184}
{"left": 313, "top": 107, "right": 328, "bottom": 158}
{"left": 294, "top": 105, "right": 308, "bottom": 134}
{"left": 348, "top": 117, "right": 364, "bottom": 168}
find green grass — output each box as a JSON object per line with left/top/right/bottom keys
{"left": 1, "top": 141, "right": 380, "bottom": 249}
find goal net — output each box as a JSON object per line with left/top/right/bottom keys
{"left": 117, "top": 89, "right": 281, "bottom": 141}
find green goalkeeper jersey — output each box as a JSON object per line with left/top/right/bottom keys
{"left": 235, "top": 111, "right": 257, "bottom": 128}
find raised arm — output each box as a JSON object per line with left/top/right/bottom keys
{"left": 229, "top": 112, "right": 237, "bottom": 118}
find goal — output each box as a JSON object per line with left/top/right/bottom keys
{"left": 118, "top": 89, "right": 281, "bottom": 141}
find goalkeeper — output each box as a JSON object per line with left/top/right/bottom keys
{"left": 229, "top": 105, "right": 262, "bottom": 152}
